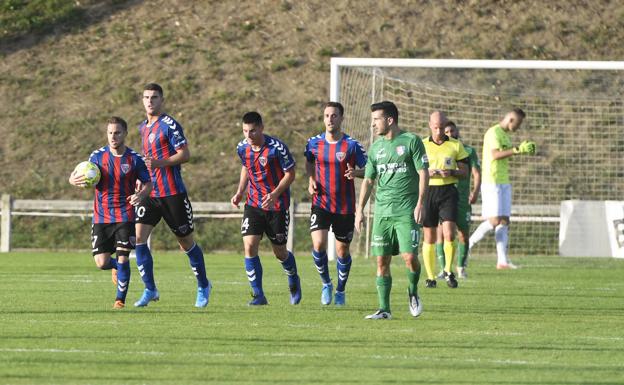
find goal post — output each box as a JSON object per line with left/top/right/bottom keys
{"left": 329, "top": 58, "right": 624, "bottom": 258}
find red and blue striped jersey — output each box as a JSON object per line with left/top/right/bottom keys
{"left": 304, "top": 133, "right": 367, "bottom": 214}
{"left": 237, "top": 135, "right": 295, "bottom": 211}
{"left": 89, "top": 146, "right": 150, "bottom": 224}
{"left": 138, "top": 114, "right": 187, "bottom": 198}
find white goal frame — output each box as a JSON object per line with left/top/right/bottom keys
{"left": 328, "top": 58, "right": 624, "bottom": 259}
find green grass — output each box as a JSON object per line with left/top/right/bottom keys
{"left": 0, "top": 0, "right": 86, "bottom": 40}
{"left": 0, "top": 252, "right": 623, "bottom": 384}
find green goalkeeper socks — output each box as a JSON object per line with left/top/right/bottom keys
{"left": 458, "top": 242, "right": 468, "bottom": 267}
{"left": 435, "top": 243, "right": 445, "bottom": 271}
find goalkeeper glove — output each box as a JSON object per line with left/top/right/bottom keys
{"left": 513, "top": 140, "right": 536, "bottom": 155}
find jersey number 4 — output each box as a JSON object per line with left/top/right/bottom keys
{"left": 241, "top": 217, "right": 250, "bottom": 234}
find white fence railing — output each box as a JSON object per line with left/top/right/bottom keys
{"left": 0, "top": 194, "right": 314, "bottom": 253}
{"left": 1, "top": 194, "right": 561, "bottom": 254}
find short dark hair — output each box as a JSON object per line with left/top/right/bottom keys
{"left": 144, "top": 83, "right": 164, "bottom": 97}
{"left": 371, "top": 101, "right": 399, "bottom": 123}
{"left": 242, "top": 111, "right": 263, "bottom": 126}
{"left": 324, "top": 101, "right": 344, "bottom": 116}
{"left": 512, "top": 108, "right": 526, "bottom": 119}
{"left": 107, "top": 116, "right": 128, "bottom": 132}
{"left": 444, "top": 120, "right": 457, "bottom": 130}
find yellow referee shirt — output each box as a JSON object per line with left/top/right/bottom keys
{"left": 423, "top": 135, "right": 469, "bottom": 186}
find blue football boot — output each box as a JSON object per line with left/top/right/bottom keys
{"left": 334, "top": 290, "right": 345, "bottom": 306}
{"left": 321, "top": 282, "right": 333, "bottom": 305}
{"left": 248, "top": 294, "right": 268, "bottom": 306}
{"left": 289, "top": 275, "right": 302, "bottom": 305}
{"left": 195, "top": 281, "right": 212, "bottom": 308}
{"left": 134, "top": 288, "right": 160, "bottom": 307}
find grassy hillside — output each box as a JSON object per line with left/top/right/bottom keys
{"left": 2, "top": 0, "right": 624, "bottom": 201}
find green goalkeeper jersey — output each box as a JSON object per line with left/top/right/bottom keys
{"left": 456, "top": 143, "right": 480, "bottom": 203}
{"left": 364, "top": 130, "right": 428, "bottom": 217}
{"left": 482, "top": 124, "right": 511, "bottom": 184}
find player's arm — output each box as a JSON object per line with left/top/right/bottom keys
{"left": 144, "top": 145, "right": 190, "bottom": 169}
{"left": 345, "top": 143, "right": 367, "bottom": 180}
{"left": 354, "top": 178, "right": 374, "bottom": 233}
{"left": 231, "top": 166, "right": 249, "bottom": 208}
{"left": 492, "top": 140, "right": 536, "bottom": 159}
{"left": 344, "top": 164, "right": 365, "bottom": 179}
{"left": 128, "top": 181, "right": 153, "bottom": 207}
{"left": 306, "top": 160, "right": 317, "bottom": 195}
{"left": 455, "top": 159, "right": 469, "bottom": 178}
{"left": 469, "top": 164, "right": 481, "bottom": 205}
{"left": 414, "top": 168, "right": 429, "bottom": 224}
{"left": 491, "top": 147, "right": 515, "bottom": 160}
{"left": 454, "top": 143, "right": 470, "bottom": 178}
{"left": 68, "top": 169, "right": 86, "bottom": 187}
{"left": 261, "top": 167, "right": 295, "bottom": 209}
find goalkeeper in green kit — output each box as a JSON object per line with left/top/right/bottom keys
{"left": 468, "top": 108, "right": 536, "bottom": 269}
{"left": 355, "top": 101, "right": 429, "bottom": 320}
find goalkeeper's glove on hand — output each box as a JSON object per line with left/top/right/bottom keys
{"left": 513, "top": 140, "right": 536, "bottom": 155}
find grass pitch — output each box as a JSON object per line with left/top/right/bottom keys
{"left": 0, "top": 251, "right": 622, "bottom": 384}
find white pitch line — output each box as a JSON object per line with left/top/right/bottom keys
{"left": 582, "top": 336, "right": 624, "bottom": 341}
{"left": 0, "top": 348, "right": 164, "bottom": 356}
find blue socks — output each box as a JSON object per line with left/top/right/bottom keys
{"left": 336, "top": 254, "right": 352, "bottom": 292}
{"left": 281, "top": 252, "right": 299, "bottom": 287}
{"left": 245, "top": 256, "right": 264, "bottom": 297}
{"left": 312, "top": 249, "right": 331, "bottom": 284}
{"left": 115, "top": 260, "right": 130, "bottom": 302}
{"left": 135, "top": 243, "right": 156, "bottom": 291}
{"left": 186, "top": 243, "right": 209, "bottom": 288}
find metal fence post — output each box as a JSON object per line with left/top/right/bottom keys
{"left": 1, "top": 194, "right": 12, "bottom": 252}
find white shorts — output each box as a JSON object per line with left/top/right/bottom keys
{"left": 481, "top": 183, "right": 512, "bottom": 218}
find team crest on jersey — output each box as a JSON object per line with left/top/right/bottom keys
{"left": 120, "top": 163, "right": 130, "bottom": 174}
{"left": 259, "top": 156, "right": 267, "bottom": 167}
{"left": 336, "top": 152, "right": 346, "bottom": 162}
{"left": 148, "top": 133, "right": 156, "bottom": 144}
{"left": 396, "top": 145, "right": 406, "bottom": 156}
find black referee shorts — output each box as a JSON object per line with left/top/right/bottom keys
{"left": 422, "top": 184, "right": 458, "bottom": 228}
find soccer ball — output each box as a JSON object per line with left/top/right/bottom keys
{"left": 74, "top": 161, "right": 101, "bottom": 188}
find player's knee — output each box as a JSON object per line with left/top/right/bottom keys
{"left": 177, "top": 234, "right": 195, "bottom": 251}
{"left": 376, "top": 257, "right": 390, "bottom": 275}
{"left": 116, "top": 249, "right": 130, "bottom": 263}
{"left": 272, "top": 244, "right": 289, "bottom": 261}
{"left": 335, "top": 243, "right": 350, "bottom": 258}
{"left": 93, "top": 254, "right": 110, "bottom": 269}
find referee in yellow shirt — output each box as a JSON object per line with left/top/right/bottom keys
{"left": 468, "top": 108, "right": 536, "bottom": 269}
{"left": 422, "top": 111, "right": 469, "bottom": 288}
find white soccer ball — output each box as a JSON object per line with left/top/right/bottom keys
{"left": 74, "top": 161, "right": 101, "bottom": 188}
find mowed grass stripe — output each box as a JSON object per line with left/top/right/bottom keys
{"left": 0, "top": 252, "right": 622, "bottom": 384}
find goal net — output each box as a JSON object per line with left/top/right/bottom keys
{"left": 332, "top": 58, "right": 624, "bottom": 256}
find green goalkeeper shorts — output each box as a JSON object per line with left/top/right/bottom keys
{"left": 371, "top": 214, "right": 421, "bottom": 257}
{"left": 456, "top": 202, "right": 472, "bottom": 233}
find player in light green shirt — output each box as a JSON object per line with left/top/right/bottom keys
{"left": 468, "top": 108, "right": 536, "bottom": 270}
{"left": 355, "top": 101, "right": 429, "bottom": 320}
